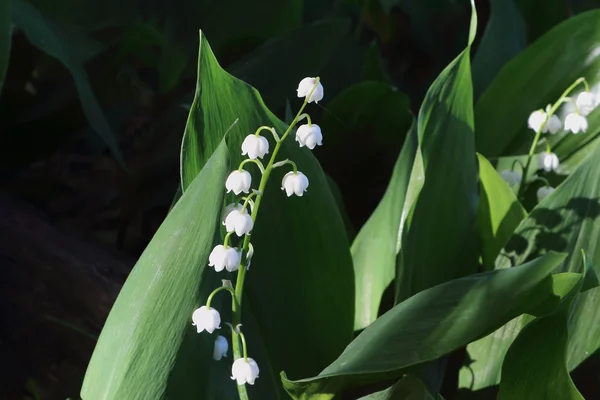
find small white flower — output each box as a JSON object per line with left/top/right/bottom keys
{"left": 297, "top": 77, "right": 324, "bottom": 103}
{"left": 224, "top": 209, "right": 254, "bottom": 236}
{"left": 564, "top": 113, "right": 588, "bottom": 133}
{"left": 528, "top": 109, "right": 547, "bottom": 133}
{"left": 221, "top": 203, "right": 243, "bottom": 224}
{"left": 539, "top": 152, "right": 559, "bottom": 172}
{"left": 213, "top": 335, "right": 228, "bottom": 361}
{"left": 225, "top": 170, "right": 252, "bottom": 195}
{"left": 241, "top": 135, "right": 269, "bottom": 159}
{"left": 537, "top": 186, "right": 555, "bottom": 202}
{"left": 192, "top": 306, "right": 221, "bottom": 334}
{"left": 231, "top": 357, "right": 260, "bottom": 385}
{"left": 295, "top": 124, "right": 323, "bottom": 150}
{"left": 281, "top": 171, "right": 309, "bottom": 197}
{"left": 544, "top": 113, "right": 562, "bottom": 134}
{"left": 576, "top": 92, "right": 596, "bottom": 116}
{"left": 208, "top": 245, "right": 242, "bottom": 272}
{"left": 499, "top": 169, "right": 522, "bottom": 187}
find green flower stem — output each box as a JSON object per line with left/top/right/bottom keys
{"left": 230, "top": 78, "right": 320, "bottom": 398}
{"left": 518, "top": 77, "right": 588, "bottom": 200}
{"left": 298, "top": 113, "right": 312, "bottom": 126}
{"left": 206, "top": 285, "right": 235, "bottom": 309}
{"left": 254, "top": 126, "right": 280, "bottom": 142}
{"left": 238, "top": 158, "right": 266, "bottom": 174}
{"left": 223, "top": 231, "right": 234, "bottom": 248}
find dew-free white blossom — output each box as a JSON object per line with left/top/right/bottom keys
{"left": 208, "top": 245, "right": 242, "bottom": 272}
{"left": 296, "top": 124, "right": 323, "bottom": 149}
{"left": 528, "top": 107, "right": 561, "bottom": 134}
{"left": 281, "top": 171, "right": 309, "bottom": 197}
{"left": 231, "top": 357, "right": 260, "bottom": 385}
{"left": 564, "top": 113, "right": 588, "bottom": 133}
{"left": 224, "top": 209, "right": 254, "bottom": 236}
{"left": 544, "top": 113, "right": 562, "bottom": 134}
{"left": 213, "top": 335, "right": 229, "bottom": 361}
{"left": 528, "top": 109, "right": 547, "bottom": 133}
{"left": 576, "top": 92, "right": 596, "bottom": 116}
{"left": 192, "top": 306, "right": 221, "bottom": 334}
{"left": 539, "top": 152, "right": 559, "bottom": 172}
{"left": 537, "top": 186, "right": 555, "bottom": 202}
{"left": 221, "top": 203, "right": 243, "bottom": 224}
{"left": 500, "top": 169, "right": 522, "bottom": 187}
{"left": 297, "top": 77, "right": 324, "bottom": 103}
{"left": 225, "top": 170, "right": 252, "bottom": 195}
{"left": 241, "top": 134, "right": 269, "bottom": 159}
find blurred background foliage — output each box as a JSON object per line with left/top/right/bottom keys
{"left": 1, "top": 0, "right": 600, "bottom": 399}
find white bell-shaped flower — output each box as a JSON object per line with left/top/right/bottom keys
{"left": 528, "top": 109, "right": 547, "bottom": 133}
{"left": 213, "top": 335, "right": 229, "bottom": 361}
{"left": 231, "top": 357, "right": 260, "bottom": 385}
{"left": 537, "top": 186, "right": 555, "bottom": 202}
{"left": 224, "top": 209, "right": 254, "bottom": 236}
{"left": 241, "top": 135, "right": 269, "bottom": 159}
{"left": 528, "top": 107, "right": 561, "bottom": 134}
{"left": 539, "top": 152, "right": 559, "bottom": 172}
{"left": 225, "top": 170, "right": 252, "bottom": 195}
{"left": 221, "top": 203, "right": 243, "bottom": 224}
{"left": 297, "top": 77, "right": 324, "bottom": 103}
{"left": 499, "top": 169, "right": 522, "bottom": 187}
{"left": 281, "top": 171, "right": 309, "bottom": 197}
{"left": 544, "top": 113, "right": 562, "bottom": 134}
{"left": 192, "top": 306, "right": 221, "bottom": 334}
{"left": 208, "top": 245, "right": 242, "bottom": 272}
{"left": 296, "top": 124, "right": 323, "bottom": 150}
{"left": 576, "top": 92, "right": 596, "bottom": 116}
{"left": 564, "top": 113, "right": 588, "bottom": 133}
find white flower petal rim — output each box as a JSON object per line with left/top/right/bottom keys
{"left": 231, "top": 357, "right": 260, "bottom": 385}
{"left": 281, "top": 171, "right": 309, "bottom": 197}
{"left": 192, "top": 306, "right": 221, "bottom": 334}
{"left": 224, "top": 209, "right": 254, "bottom": 236}
{"left": 539, "top": 152, "right": 560, "bottom": 172}
{"left": 297, "top": 77, "right": 324, "bottom": 103}
{"left": 564, "top": 113, "right": 588, "bottom": 134}
{"left": 241, "top": 134, "right": 269, "bottom": 159}
{"left": 295, "top": 124, "right": 323, "bottom": 150}
{"left": 208, "top": 245, "right": 242, "bottom": 272}
{"left": 225, "top": 170, "right": 252, "bottom": 195}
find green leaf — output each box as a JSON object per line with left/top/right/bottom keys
{"left": 229, "top": 19, "right": 350, "bottom": 111}
{"left": 357, "top": 375, "right": 442, "bottom": 400}
{"left": 282, "top": 252, "right": 568, "bottom": 399}
{"left": 81, "top": 140, "right": 230, "bottom": 399}
{"left": 395, "top": 22, "right": 478, "bottom": 302}
{"left": 461, "top": 140, "right": 600, "bottom": 390}
{"left": 476, "top": 153, "right": 527, "bottom": 270}
{"left": 11, "top": 0, "right": 125, "bottom": 167}
{"left": 475, "top": 9, "right": 600, "bottom": 158}
{"left": 351, "top": 123, "right": 417, "bottom": 330}
{"left": 0, "top": 0, "right": 10, "bottom": 96}
{"left": 472, "top": 0, "right": 525, "bottom": 99}
{"left": 158, "top": 15, "right": 192, "bottom": 93}
{"left": 181, "top": 31, "right": 354, "bottom": 390}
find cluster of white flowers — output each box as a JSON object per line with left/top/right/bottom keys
{"left": 501, "top": 79, "right": 598, "bottom": 203}
{"left": 190, "top": 77, "right": 325, "bottom": 388}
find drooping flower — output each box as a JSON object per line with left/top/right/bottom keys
{"left": 231, "top": 357, "right": 260, "bottom": 385}
{"left": 528, "top": 107, "right": 561, "bottom": 134}
{"left": 537, "top": 186, "right": 555, "bottom": 202}
{"left": 564, "top": 113, "right": 588, "bottom": 133}
{"left": 297, "top": 77, "right": 324, "bottom": 103}
{"left": 576, "top": 92, "right": 596, "bottom": 116}
{"left": 539, "top": 152, "right": 559, "bottom": 172}
{"left": 213, "top": 335, "right": 229, "bottom": 361}
{"left": 224, "top": 209, "right": 254, "bottom": 236}
{"left": 281, "top": 171, "right": 309, "bottom": 197}
{"left": 295, "top": 124, "right": 323, "bottom": 150}
{"left": 208, "top": 245, "right": 242, "bottom": 272}
{"left": 499, "top": 169, "right": 522, "bottom": 187}
{"left": 192, "top": 306, "right": 221, "bottom": 334}
{"left": 544, "top": 113, "right": 562, "bottom": 134}
{"left": 241, "top": 135, "right": 269, "bottom": 159}
{"left": 225, "top": 170, "right": 252, "bottom": 195}
{"left": 528, "top": 109, "right": 547, "bottom": 133}
{"left": 221, "top": 203, "right": 243, "bottom": 224}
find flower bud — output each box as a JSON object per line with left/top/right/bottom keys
{"left": 297, "top": 77, "right": 324, "bottom": 103}
{"left": 231, "top": 357, "right": 260, "bottom": 385}
{"left": 192, "top": 306, "right": 221, "bottom": 334}
{"left": 564, "top": 113, "right": 588, "bottom": 133}
{"left": 208, "top": 245, "right": 242, "bottom": 272}
{"left": 213, "top": 335, "right": 229, "bottom": 361}
{"left": 224, "top": 209, "right": 254, "bottom": 236}
{"left": 241, "top": 135, "right": 269, "bottom": 159}
{"left": 295, "top": 124, "right": 323, "bottom": 150}
{"left": 225, "top": 170, "right": 252, "bottom": 195}
{"left": 539, "top": 152, "right": 559, "bottom": 172}
{"left": 537, "top": 186, "right": 555, "bottom": 202}
{"left": 281, "top": 171, "right": 309, "bottom": 197}
{"left": 499, "top": 169, "right": 522, "bottom": 187}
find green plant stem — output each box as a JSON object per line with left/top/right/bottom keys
{"left": 230, "top": 83, "right": 315, "bottom": 400}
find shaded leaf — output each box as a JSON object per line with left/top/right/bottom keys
{"left": 358, "top": 375, "right": 442, "bottom": 400}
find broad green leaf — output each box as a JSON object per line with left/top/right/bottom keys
{"left": 229, "top": 19, "right": 350, "bottom": 111}
{"left": 11, "top": 0, "right": 125, "bottom": 166}
{"left": 181, "top": 32, "right": 354, "bottom": 391}
{"left": 472, "top": 0, "right": 525, "bottom": 99}
{"left": 158, "top": 15, "right": 192, "bottom": 93}
{"left": 462, "top": 140, "right": 600, "bottom": 390}
{"left": 475, "top": 10, "right": 600, "bottom": 158}
{"left": 351, "top": 123, "right": 417, "bottom": 330}
{"left": 396, "top": 15, "right": 478, "bottom": 302}
{"left": 0, "top": 0, "right": 10, "bottom": 96}
{"left": 281, "top": 252, "right": 568, "bottom": 399}
{"left": 476, "top": 153, "right": 526, "bottom": 270}
{"left": 357, "top": 375, "right": 441, "bottom": 400}
{"left": 81, "top": 140, "right": 230, "bottom": 399}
